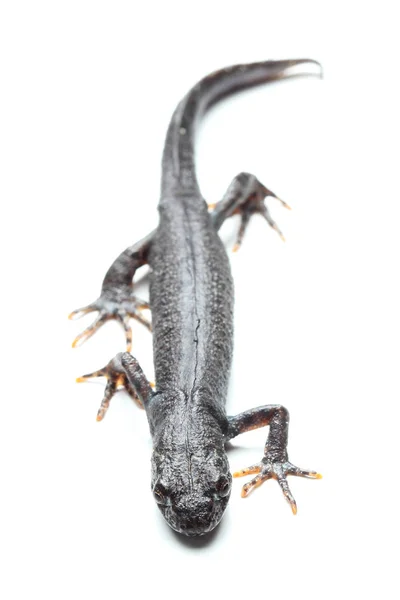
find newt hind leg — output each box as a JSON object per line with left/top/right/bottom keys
{"left": 69, "top": 231, "right": 154, "bottom": 351}
{"left": 210, "top": 172, "right": 290, "bottom": 251}
{"left": 69, "top": 291, "right": 150, "bottom": 351}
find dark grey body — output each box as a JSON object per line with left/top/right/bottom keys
{"left": 147, "top": 79, "right": 236, "bottom": 533}
{"left": 72, "top": 60, "right": 322, "bottom": 536}
{"left": 148, "top": 61, "right": 297, "bottom": 426}
{"left": 150, "top": 194, "right": 233, "bottom": 407}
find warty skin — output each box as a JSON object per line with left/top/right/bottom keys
{"left": 71, "top": 59, "right": 322, "bottom": 536}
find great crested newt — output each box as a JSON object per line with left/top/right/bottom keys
{"left": 70, "top": 59, "right": 322, "bottom": 536}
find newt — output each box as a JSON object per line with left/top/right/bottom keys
{"left": 70, "top": 59, "right": 322, "bottom": 536}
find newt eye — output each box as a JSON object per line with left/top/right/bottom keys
{"left": 216, "top": 477, "right": 230, "bottom": 498}
{"left": 153, "top": 484, "right": 167, "bottom": 504}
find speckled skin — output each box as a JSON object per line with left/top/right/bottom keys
{"left": 72, "top": 59, "right": 322, "bottom": 536}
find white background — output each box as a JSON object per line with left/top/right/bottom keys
{"left": 1, "top": 1, "right": 399, "bottom": 598}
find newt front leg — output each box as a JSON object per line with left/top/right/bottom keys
{"left": 77, "top": 352, "right": 154, "bottom": 421}
{"left": 227, "top": 405, "right": 321, "bottom": 514}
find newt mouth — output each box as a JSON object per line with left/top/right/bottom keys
{"left": 158, "top": 494, "right": 229, "bottom": 536}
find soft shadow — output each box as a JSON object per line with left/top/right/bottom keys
{"left": 225, "top": 440, "right": 253, "bottom": 454}
{"left": 169, "top": 513, "right": 229, "bottom": 549}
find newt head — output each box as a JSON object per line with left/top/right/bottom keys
{"left": 150, "top": 438, "right": 232, "bottom": 537}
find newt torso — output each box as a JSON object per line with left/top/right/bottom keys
{"left": 149, "top": 195, "right": 233, "bottom": 412}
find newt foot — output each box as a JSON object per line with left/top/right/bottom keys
{"left": 76, "top": 353, "right": 144, "bottom": 421}
{"left": 232, "top": 180, "right": 291, "bottom": 252}
{"left": 233, "top": 458, "right": 322, "bottom": 514}
{"left": 69, "top": 292, "right": 151, "bottom": 351}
